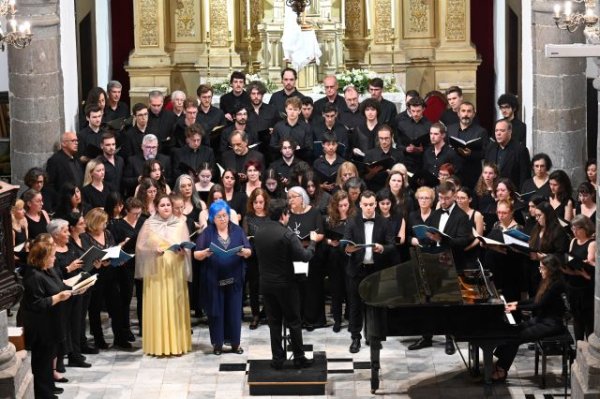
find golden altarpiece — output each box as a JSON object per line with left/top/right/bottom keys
{"left": 125, "top": 0, "right": 480, "bottom": 104}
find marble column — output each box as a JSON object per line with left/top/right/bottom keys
{"left": 571, "top": 68, "right": 600, "bottom": 399}
{"left": 8, "top": 0, "right": 64, "bottom": 187}
{"left": 530, "top": 1, "right": 587, "bottom": 181}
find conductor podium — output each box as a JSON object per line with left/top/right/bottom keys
{"left": 247, "top": 351, "right": 327, "bottom": 396}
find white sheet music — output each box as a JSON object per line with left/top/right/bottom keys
{"left": 293, "top": 261, "right": 309, "bottom": 276}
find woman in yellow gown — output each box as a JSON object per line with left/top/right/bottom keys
{"left": 136, "top": 193, "right": 192, "bottom": 356}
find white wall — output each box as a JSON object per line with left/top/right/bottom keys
{"left": 494, "top": 0, "right": 506, "bottom": 121}
{"left": 521, "top": 1, "right": 533, "bottom": 149}
{"left": 95, "top": 0, "right": 111, "bottom": 89}
{"left": 61, "top": 0, "right": 80, "bottom": 130}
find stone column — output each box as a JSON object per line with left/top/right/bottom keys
{"left": 8, "top": 0, "right": 64, "bottom": 187}
{"left": 571, "top": 68, "right": 600, "bottom": 399}
{"left": 530, "top": 1, "right": 587, "bottom": 180}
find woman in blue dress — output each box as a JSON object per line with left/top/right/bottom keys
{"left": 194, "top": 200, "right": 252, "bottom": 355}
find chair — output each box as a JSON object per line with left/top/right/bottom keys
{"left": 534, "top": 293, "right": 576, "bottom": 396}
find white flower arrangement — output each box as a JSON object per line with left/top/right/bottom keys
{"left": 313, "top": 69, "right": 399, "bottom": 94}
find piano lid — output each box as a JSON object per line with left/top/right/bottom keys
{"left": 359, "top": 248, "right": 463, "bottom": 307}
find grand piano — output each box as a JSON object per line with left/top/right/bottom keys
{"left": 359, "top": 248, "right": 520, "bottom": 395}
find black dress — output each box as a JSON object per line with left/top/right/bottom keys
{"left": 25, "top": 213, "right": 48, "bottom": 240}
{"left": 81, "top": 184, "right": 111, "bottom": 210}
{"left": 243, "top": 214, "right": 270, "bottom": 318}
{"left": 288, "top": 207, "right": 325, "bottom": 327}
{"left": 567, "top": 238, "right": 595, "bottom": 341}
{"left": 21, "top": 266, "right": 69, "bottom": 399}
{"left": 520, "top": 178, "right": 551, "bottom": 200}
{"left": 324, "top": 217, "right": 348, "bottom": 326}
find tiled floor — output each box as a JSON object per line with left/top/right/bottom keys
{"left": 11, "top": 312, "right": 572, "bottom": 398}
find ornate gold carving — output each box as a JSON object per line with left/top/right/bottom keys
{"left": 175, "top": 0, "right": 197, "bottom": 38}
{"left": 345, "top": 0, "right": 362, "bottom": 38}
{"left": 140, "top": 0, "right": 159, "bottom": 46}
{"left": 211, "top": 0, "right": 229, "bottom": 47}
{"left": 446, "top": 0, "right": 466, "bottom": 41}
{"left": 374, "top": 0, "right": 392, "bottom": 44}
{"left": 409, "top": 0, "right": 429, "bottom": 33}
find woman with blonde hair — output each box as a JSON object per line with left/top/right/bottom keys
{"left": 12, "top": 199, "right": 28, "bottom": 262}
{"left": 82, "top": 157, "right": 110, "bottom": 209}
{"left": 335, "top": 161, "right": 359, "bottom": 192}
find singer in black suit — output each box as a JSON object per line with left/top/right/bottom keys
{"left": 343, "top": 190, "right": 394, "bottom": 354}
{"left": 409, "top": 181, "right": 473, "bottom": 353}
{"left": 254, "top": 199, "right": 317, "bottom": 370}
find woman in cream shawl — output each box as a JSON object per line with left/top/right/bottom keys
{"left": 136, "top": 193, "right": 192, "bottom": 356}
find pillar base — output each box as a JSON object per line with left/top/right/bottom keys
{"left": 571, "top": 337, "right": 600, "bottom": 399}
{"left": 0, "top": 311, "right": 33, "bottom": 398}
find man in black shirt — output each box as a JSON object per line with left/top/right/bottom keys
{"left": 147, "top": 90, "right": 177, "bottom": 154}
{"left": 422, "top": 122, "right": 460, "bottom": 179}
{"left": 172, "top": 123, "right": 216, "bottom": 181}
{"left": 270, "top": 138, "right": 299, "bottom": 184}
{"left": 173, "top": 99, "right": 205, "bottom": 149}
{"left": 484, "top": 119, "right": 531, "bottom": 189}
{"left": 271, "top": 97, "right": 313, "bottom": 162}
{"left": 312, "top": 103, "right": 350, "bottom": 156}
{"left": 339, "top": 85, "right": 363, "bottom": 130}
{"left": 78, "top": 103, "right": 106, "bottom": 163}
{"left": 395, "top": 97, "right": 431, "bottom": 173}
{"left": 121, "top": 103, "right": 151, "bottom": 160}
{"left": 300, "top": 97, "right": 317, "bottom": 127}
{"left": 99, "top": 132, "right": 125, "bottom": 194}
{"left": 46, "top": 131, "right": 84, "bottom": 195}
{"left": 219, "top": 71, "right": 251, "bottom": 122}
{"left": 368, "top": 77, "right": 397, "bottom": 126}
{"left": 268, "top": 67, "right": 305, "bottom": 116}
{"left": 396, "top": 89, "right": 420, "bottom": 123}
{"left": 221, "top": 130, "right": 265, "bottom": 178}
{"left": 363, "top": 125, "right": 404, "bottom": 192}
{"left": 220, "top": 104, "right": 258, "bottom": 154}
{"left": 196, "top": 84, "right": 226, "bottom": 153}
{"left": 313, "top": 133, "right": 345, "bottom": 192}
{"left": 104, "top": 80, "right": 130, "bottom": 123}
{"left": 254, "top": 199, "right": 317, "bottom": 369}
{"left": 313, "top": 75, "right": 349, "bottom": 116}
{"left": 123, "top": 134, "right": 172, "bottom": 195}
{"left": 246, "top": 80, "right": 279, "bottom": 135}
{"left": 440, "top": 86, "right": 463, "bottom": 126}
{"left": 497, "top": 93, "right": 526, "bottom": 145}
{"left": 447, "top": 102, "right": 488, "bottom": 189}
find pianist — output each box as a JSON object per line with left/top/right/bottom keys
{"left": 343, "top": 190, "right": 394, "bottom": 354}
{"left": 492, "top": 254, "right": 567, "bottom": 382}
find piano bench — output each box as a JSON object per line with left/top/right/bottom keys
{"left": 534, "top": 331, "right": 575, "bottom": 390}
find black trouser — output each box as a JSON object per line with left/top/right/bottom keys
{"left": 345, "top": 268, "right": 369, "bottom": 340}
{"left": 568, "top": 284, "right": 594, "bottom": 341}
{"left": 79, "top": 290, "right": 92, "bottom": 347}
{"left": 299, "top": 257, "right": 326, "bottom": 326}
{"left": 31, "top": 340, "right": 56, "bottom": 399}
{"left": 261, "top": 282, "right": 304, "bottom": 362}
{"left": 135, "top": 278, "right": 143, "bottom": 335}
{"left": 65, "top": 294, "right": 83, "bottom": 361}
{"left": 328, "top": 249, "right": 347, "bottom": 324}
{"left": 494, "top": 317, "right": 564, "bottom": 371}
{"left": 190, "top": 260, "right": 202, "bottom": 316}
{"left": 246, "top": 257, "right": 261, "bottom": 317}
{"left": 88, "top": 268, "right": 127, "bottom": 343}
{"left": 116, "top": 262, "right": 135, "bottom": 331}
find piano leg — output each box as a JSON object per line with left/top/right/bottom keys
{"left": 481, "top": 343, "right": 495, "bottom": 396}
{"left": 369, "top": 337, "right": 381, "bottom": 394}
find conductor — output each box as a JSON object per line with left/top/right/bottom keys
{"left": 254, "top": 198, "right": 318, "bottom": 370}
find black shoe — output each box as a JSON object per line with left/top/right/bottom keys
{"left": 68, "top": 359, "right": 92, "bottom": 368}
{"left": 81, "top": 345, "right": 99, "bottom": 355}
{"left": 54, "top": 376, "right": 68, "bottom": 383}
{"left": 127, "top": 330, "right": 136, "bottom": 342}
{"left": 293, "top": 356, "right": 313, "bottom": 369}
{"left": 52, "top": 387, "right": 64, "bottom": 394}
{"left": 231, "top": 346, "right": 244, "bottom": 354}
{"left": 408, "top": 337, "right": 432, "bottom": 351}
{"left": 114, "top": 340, "right": 133, "bottom": 350}
{"left": 94, "top": 338, "right": 109, "bottom": 350}
{"left": 270, "top": 360, "right": 284, "bottom": 370}
{"left": 55, "top": 365, "right": 66, "bottom": 373}
{"left": 332, "top": 322, "right": 341, "bottom": 333}
{"left": 349, "top": 338, "right": 361, "bottom": 354}
{"left": 445, "top": 338, "right": 456, "bottom": 355}
{"left": 305, "top": 323, "right": 314, "bottom": 332}
{"left": 213, "top": 346, "right": 222, "bottom": 356}
{"left": 249, "top": 316, "right": 259, "bottom": 330}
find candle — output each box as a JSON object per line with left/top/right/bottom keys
{"left": 23, "top": 21, "right": 30, "bottom": 34}
{"left": 246, "top": 0, "right": 251, "bottom": 31}
{"left": 204, "top": 0, "right": 210, "bottom": 34}
{"left": 366, "top": 0, "right": 371, "bottom": 31}
{"left": 565, "top": 1, "right": 572, "bottom": 17}
{"left": 227, "top": 1, "right": 234, "bottom": 33}
{"left": 391, "top": 0, "right": 395, "bottom": 29}
{"left": 341, "top": 0, "right": 345, "bottom": 27}
{"left": 554, "top": 4, "right": 561, "bottom": 18}
{"left": 9, "top": 0, "right": 15, "bottom": 14}
{"left": 9, "top": 18, "right": 16, "bottom": 32}
{"left": 586, "top": 7, "right": 594, "bottom": 17}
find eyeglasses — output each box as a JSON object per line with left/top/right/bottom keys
{"left": 64, "top": 139, "right": 78, "bottom": 143}
{"left": 214, "top": 214, "right": 228, "bottom": 220}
